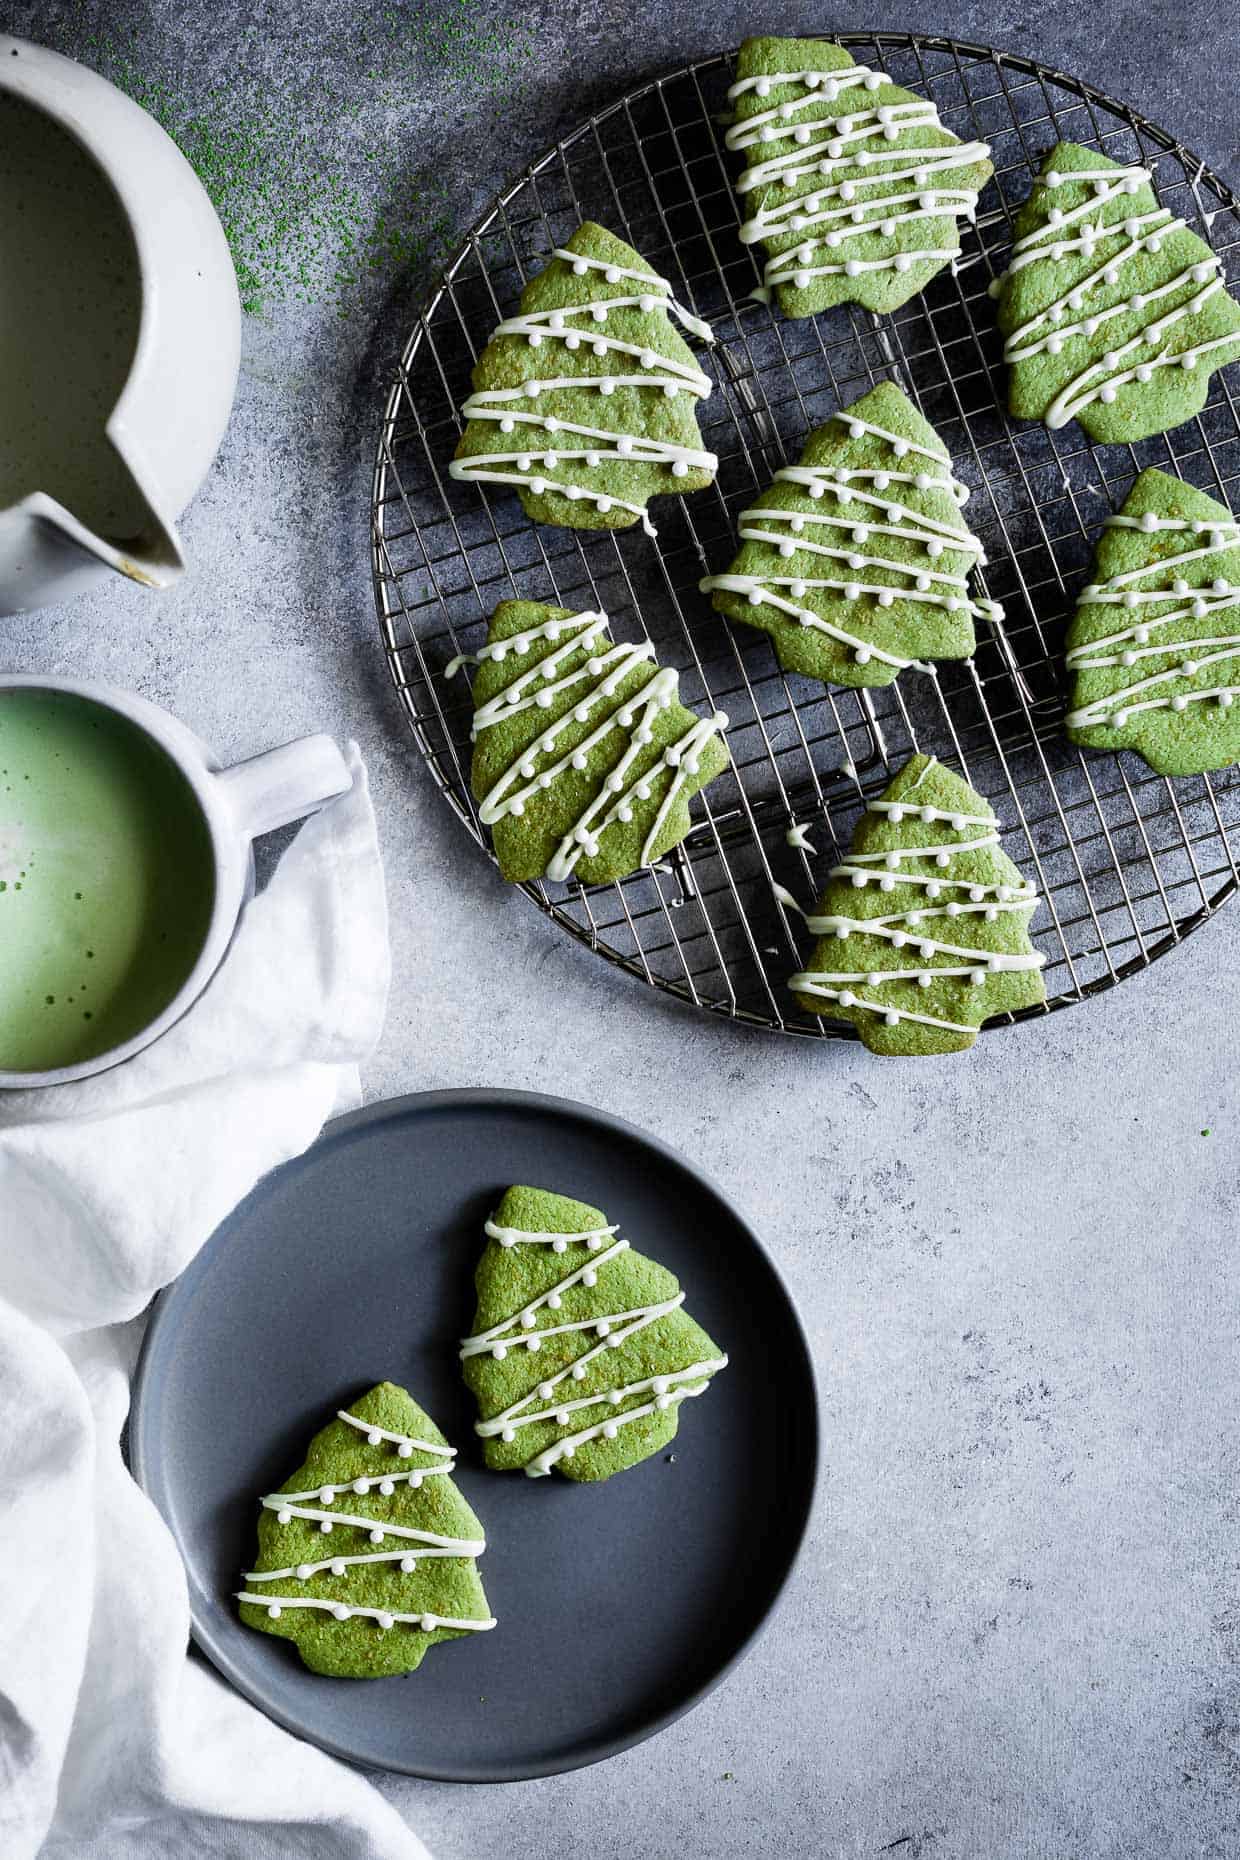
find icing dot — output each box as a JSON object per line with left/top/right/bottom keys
{"left": 1172, "top": 694, "right": 1189, "bottom": 711}
{"left": 526, "top": 1335, "right": 542, "bottom": 1352}
{"left": 501, "top": 1426, "right": 516, "bottom": 1442}
{"left": 267, "top": 1604, "right": 281, "bottom": 1619}
{"left": 422, "top": 1615, "right": 438, "bottom": 1633}
{"left": 319, "top": 1521, "right": 332, "bottom": 1534}
{"left": 397, "top": 1441, "right": 413, "bottom": 1459}
{"left": 603, "top": 1423, "right": 619, "bottom": 1439}
{"left": 918, "top": 972, "right": 933, "bottom": 989}
{"left": 370, "top": 1528, "right": 385, "bottom": 1545}
{"left": 277, "top": 1507, "right": 292, "bottom": 1524}
{"left": 379, "top": 1478, "right": 395, "bottom": 1497}
{"left": 838, "top": 990, "right": 856, "bottom": 1008}
{"left": 320, "top": 1488, "right": 336, "bottom": 1504}
{"left": 378, "top": 1613, "right": 395, "bottom": 1632}
{"left": 884, "top": 1011, "right": 900, "bottom": 1027}
{"left": 1099, "top": 386, "right": 1117, "bottom": 404}
{"left": 610, "top": 1388, "right": 625, "bottom": 1404}
{"left": 596, "top": 1320, "right": 611, "bottom": 1338}
{"left": 547, "top": 1291, "right": 562, "bottom": 1309}
{"left": 352, "top": 1478, "right": 369, "bottom": 1495}
{"left": 493, "top": 1344, "right": 507, "bottom": 1361}
{"left": 296, "top": 1564, "right": 313, "bottom": 1580}
{"left": 572, "top": 1363, "right": 588, "bottom": 1380}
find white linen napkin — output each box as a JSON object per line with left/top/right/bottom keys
{"left": 0, "top": 743, "right": 430, "bottom": 1860}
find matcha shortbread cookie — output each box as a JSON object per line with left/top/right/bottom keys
{"left": 460, "top": 1185, "right": 728, "bottom": 1482}
{"left": 235, "top": 1382, "right": 495, "bottom": 1678}
{"left": 783, "top": 754, "right": 1047, "bottom": 1055}
{"left": 446, "top": 600, "right": 729, "bottom": 884}
{"left": 726, "top": 37, "right": 992, "bottom": 318}
{"left": 1065, "top": 468, "right": 1240, "bottom": 774}
{"left": 700, "top": 382, "right": 1000, "bottom": 689}
{"left": 450, "top": 222, "right": 716, "bottom": 536}
{"left": 991, "top": 143, "right": 1240, "bottom": 442}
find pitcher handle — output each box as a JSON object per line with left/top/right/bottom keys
{"left": 214, "top": 735, "right": 352, "bottom": 840}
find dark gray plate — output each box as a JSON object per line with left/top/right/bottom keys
{"left": 130, "top": 1089, "right": 818, "bottom": 1781}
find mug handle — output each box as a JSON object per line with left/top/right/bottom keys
{"left": 214, "top": 735, "right": 353, "bottom": 839}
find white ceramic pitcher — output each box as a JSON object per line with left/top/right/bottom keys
{"left": 0, "top": 37, "right": 241, "bottom": 614}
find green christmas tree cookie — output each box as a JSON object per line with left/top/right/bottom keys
{"left": 235, "top": 1382, "right": 495, "bottom": 1678}
{"left": 450, "top": 221, "right": 716, "bottom": 536}
{"left": 446, "top": 600, "right": 729, "bottom": 884}
{"left": 725, "top": 37, "right": 993, "bottom": 318}
{"left": 700, "top": 382, "right": 1000, "bottom": 689}
{"left": 991, "top": 143, "right": 1240, "bottom": 442}
{"left": 460, "top": 1185, "right": 728, "bottom": 1482}
{"left": 783, "top": 754, "right": 1047, "bottom": 1056}
{"left": 1065, "top": 468, "right": 1240, "bottom": 775}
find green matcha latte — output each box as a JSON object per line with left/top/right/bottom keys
{"left": 0, "top": 689, "right": 215, "bottom": 1073}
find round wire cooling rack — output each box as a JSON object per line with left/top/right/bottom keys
{"left": 372, "top": 33, "right": 1240, "bottom": 1039}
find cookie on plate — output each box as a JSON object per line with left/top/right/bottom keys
{"left": 991, "top": 142, "right": 1240, "bottom": 442}
{"left": 235, "top": 1382, "right": 495, "bottom": 1677}
{"left": 460, "top": 1184, "right": 728, "bottom": 1481}
{"left": 783, "top": 754, "right": 1047, "bottom": 1055}
{"left": 446, "top": 600, "right": 729, "bottom": 884}
{"left": 450, "top": 222, "right": 716, "bottom": 536}
{"left": 701, "top": 381, "right": 1001, "bottom": 688}
{"left": 726, "top": 36, "right": 992, "bottom": 317}
{"left": 1065, "top": 467, "right": 1240, "bottom": 774}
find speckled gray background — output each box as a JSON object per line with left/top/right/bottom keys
{"left": 7, "top": 3, "right": 1240, "bottom": 1856}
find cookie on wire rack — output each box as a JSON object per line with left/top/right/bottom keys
{"left": 445, "top": 600, "right": 729, "bottom": 885}
{"left": 460, "top": 1184, "right": 728, "bottom": 1482}
{"left": 991, "top": 142, "right": 1240, "bottom": 443}
{"left": 781, "top": 754, "right": 1047, "bottom": 1056}
{"left": 701, "top": 381, "right": 1001, "bottom": 689}
{"left": 725, "top": 36, "right": 993, "bottom": 318}
{"left": 235, "top": 1383, "right": 495, "bottom": 1678}
{"left": 450, "top": 222, "right": 716, "bottom": 537}
{"left": 1065, "top": 468, "right": 1240, "bottom": 775}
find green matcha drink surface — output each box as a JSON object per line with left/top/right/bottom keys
{"left": 0, "top": 690, "right": 215, "bottom": 1072}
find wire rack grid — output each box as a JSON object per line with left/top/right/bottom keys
{"left": 371, "top": 33, "right": 1240, "bottom": 1039}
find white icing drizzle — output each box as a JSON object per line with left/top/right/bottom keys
{"left": 484, "top": 1217, "right": 619, "bottom": 1250}
{"left": 990, "top": 160, "right": 1240, "bottom": 429}
{"left": 467, "top": 1210, "right": 726, "bottom": 1473}
{"left": 235, "top": 1593, "right": 497, "bottom": 1633}
{"left": 444, "top": 609, "right": 607, "bottom": 681}
{"left": 259, "top": 1496, "right": 484, "bottom": 1548}
{"left": 549, "top": 247, "right": 715, "bottom": 343}
{"left": 450, "top": 248, "right": 715, "bottom": 535}
{"left": 786, "top": 821, "right": 817, "bottom": 852}
{"left": 476, "top": 1357, "right": 728, "bottom": 1439}
{"left": 701, "top": 408, "right": 999, "bottom": 668}
{"left": 242, "top": 1548, "right": 467, "bottom": 1581}
{"left": 1066, "top": 510, "right": 1240, "bottom": 727}
{"left": 336, "top": 1410, "right": 455, "bottom": 1457}
{"left": 524, "top": 1377, "right": 714, "bottom": 1479}
{"left": 461, "top": 1235, "right": 631, "bottom": 1354}
{"left": 273, "top": 1466, "right": 455, "bottom": 1504}
{"left": 448, "top": 607, "right": 727, "bottom": 882}
{"left": 782, "top": 764, "right": 1043, "bottom": 1030}
{"left": 724, "top": 65, "right": 989, "bottom": 295}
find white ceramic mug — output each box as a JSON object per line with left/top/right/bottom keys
{"left": 0, "top": 676, "right": 353, "bottom": 1087}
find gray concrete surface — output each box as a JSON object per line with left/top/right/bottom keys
{"left": 7, "top": 3, "right": 1240, "bottom": 1855}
